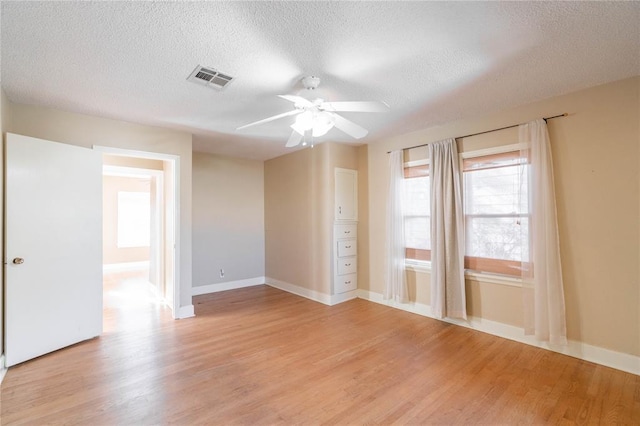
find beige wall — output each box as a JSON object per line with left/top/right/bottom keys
{"left": 357, "top": 145, "right": 370, "bottom": 294}
{"left": 102, "top": 175, "right": 152, "bottom": 265}
{"left": 367, "top": 76, "right": 640, "bottom": 356}
{"left": 192, "top": 152, "right": 265, "bottom": 287}
{"left": 103, "top": 154, "right": 164, "bottom": 170}
{"left": 0, "top": 88, "right": 8, "bottom": 356}
{"left": 7, "top": 102, "right": 194, "bottom": 309}
{"left": 265, "top": 142, "right": 360, "bottom": 296}
{"left": 265, "top": 144, "right": 327, "bottom": 293}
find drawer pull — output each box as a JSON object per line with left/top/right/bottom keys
{"left": 345, "top": 245, "right": 351, "bottom": 248}
{"left": 345, "top": 230, "right": 351, "bottom": 234}
{"left": 345, "top": 281, "right": 351, "bottom": 284}
{"left": 345, "top": 263, "right": 351, "bottom": 266}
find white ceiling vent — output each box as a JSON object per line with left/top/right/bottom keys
{"left": 187, "top": 65, "right": 234, "bottom": 90}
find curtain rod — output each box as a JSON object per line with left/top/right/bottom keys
{"left": 387, "top": 113, "right": 568, "bottom": 154}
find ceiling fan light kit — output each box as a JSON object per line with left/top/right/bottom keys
{"left": 237, "top": 76, "right": 390, "bottom": 148}
{"left": 292, "top": 110, "right": 335, "bottom": 137}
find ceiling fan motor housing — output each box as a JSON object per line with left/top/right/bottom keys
{"left": 302, "top": 76, "right": 321, "bottom": 90}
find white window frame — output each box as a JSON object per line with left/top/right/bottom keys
{"left": 117, "top": 190, "right": 152, "bottom": 248}
{"left": 402, "top": 158, "right": 431, "bottom": 272}
{"left": 404, "top": 142, "right": 530, "bottom": 287}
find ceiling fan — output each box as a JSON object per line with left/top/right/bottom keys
{"left": 237, "top": 76, "right": 390, "bottom": 147}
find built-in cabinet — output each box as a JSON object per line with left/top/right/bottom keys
{"left": 335, "top": 168, "right": 358, "bottom": 221}
{"left": 333, "top": 168, "right": 358, "bottom": 295}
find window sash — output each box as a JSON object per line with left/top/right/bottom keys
{"left": 462, "top": 150, "right": 529, "bottom": 171}
{"left": 464, "top": 256, "right": 529, "bottom": 277}
{"left": 406, "top": 248, "right": 431, "bottom": 261}
{"left": 465, "top": 214, "right": 530, "bottom": 262}
{"left": 403, "top": 146, "right": 531, "bottom": 278}
{"left": 403, "top": 163, "right": 430, "bottom": 253}
{"left": 117, "top": 191, "right": 151, "bottom": 248}
{"left": 404, "top": 249, "right": 529, "bottom": 278}
{"left": 466, "top": 213, "right": 528, "bottom": 219}
{"left": 404, "top": 215, "right": 430, "bottom": 253}
{"left": 462, "top": 149, "right": 529, "bottom": 276}
{"left": 404, "top": 164, "right": 429, "bottom": 179}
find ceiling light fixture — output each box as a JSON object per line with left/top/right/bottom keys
{"left": 237, "top": 76, "right": 389, "bottom": 148}
{"left": 291, "top": 110, "right": 335, "bottom": 138}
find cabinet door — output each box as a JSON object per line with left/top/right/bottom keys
{"left": 335, "top": 168, "right": 358, "bottom": 221}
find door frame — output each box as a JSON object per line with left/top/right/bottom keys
{"left": 94, "top": 146, "right": 181, "bottom": 318}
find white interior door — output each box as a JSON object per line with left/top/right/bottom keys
{"left": 5, "top": 133, "right": 103, "bottom": 367}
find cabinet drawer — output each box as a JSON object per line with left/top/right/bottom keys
{"left": 335, "top": 273, "right": 357, "bottom": 294}
{"left": 337, "top": 257, "right": 357, "bottom": 275}
{"left": 334, "top": 224, "right": 357, "bottom": 239}
{"left": 337, "top": 240, "right": 357, "bottom": 257}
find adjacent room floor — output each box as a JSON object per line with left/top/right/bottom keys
{"left": 1, "top": 274, "right": 638, "bottom": 424}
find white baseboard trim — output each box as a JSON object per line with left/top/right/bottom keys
{"left": 266, "top": 277, "right": 333, "bottom": 305}
{"left": 358, "top": 289, "right": 640, "bottom": 376}
{"left": 0, "top": 354, "right": 7, "bottom": 385}
{"left": 265, "top": 278, "right": 357, "bottom": 306}
{"left": 103, "top": 261, "right": 150, "bottom": 273}
{"left": 176, "top": 304, "right": 195, "bottom": 319}
{"left": 330, "top": 290, "right": 359, "bottom": 305}
{"left": 192, "top": 277, "right": 265, "bottom": 296}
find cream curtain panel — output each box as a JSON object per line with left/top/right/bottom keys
{"left": 519, "top": 119, "right": 567, "bottom": 345}
{"left": 429, "top": 139, "right": 467, "bottom": 319}
{"left": 384, "top": 150, "right": 409, "bottom": 302}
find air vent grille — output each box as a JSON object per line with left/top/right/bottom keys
{"left": 187, "top": 65, "right": 234, "bottom": 90}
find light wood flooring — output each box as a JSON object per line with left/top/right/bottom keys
{"left": 1, "top": 274, "right": 639, "bottom": 425}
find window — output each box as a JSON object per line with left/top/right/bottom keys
{"left": 463, "top": 150, "right": 529, "bottom": 276}
{"left": 403, "top": 161, "right": 430, "bottom": 261}
{"left": 403, "top": 147, "right": 530, "bottom": 277}
{"left": 117, "top": 191, "right": 151, "bottom": 248}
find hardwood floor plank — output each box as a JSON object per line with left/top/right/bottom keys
{"left": 2, "top": 281, "right": 638, "bottom": 425}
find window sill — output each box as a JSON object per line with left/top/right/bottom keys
{"left": 404, "top": 260, "right": 524, "bottom": 288}
{"left": 405, "top": 259, "right": 431, "bottom": 273}
{"left": 464, "top": 271, "right": 524, "bottom": 288}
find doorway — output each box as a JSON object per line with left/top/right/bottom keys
{"left": 95, "top": 147, "right": 180, "bottom": 319}
{"left": 102, "top": 162, "right": 164, "bottom": 330}
{"left": 4, "top": 135, "right": 183, "bottom": 367}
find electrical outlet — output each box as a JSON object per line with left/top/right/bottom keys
{"left": 219, "top": 268, "right": 224, "bottom": 278}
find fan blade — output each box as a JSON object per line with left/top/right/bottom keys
{"left": 321, "top": 101, "right": 389, "bottom": 112}
{"left": 278, "top": 95, "right": 314, "bottom": 108}
{"left": 286, "top": 130, "right": 303, "bottom": 147}
{"left": 237, "top": 109, "right": 301, "bottom": 130}
{"left": 331, "top": 113, "right": 368, "bottom": 139}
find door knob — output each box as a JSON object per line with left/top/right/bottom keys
{"left": 12, "top": 258, "right": 24, "bottom": 265}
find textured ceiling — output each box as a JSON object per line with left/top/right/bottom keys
{"left": 2, "top": 1, "right": 639, "bottom": 160}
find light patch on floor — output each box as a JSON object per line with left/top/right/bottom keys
{"left": 103, "top": 269, "right": 171, "bottom": 334}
